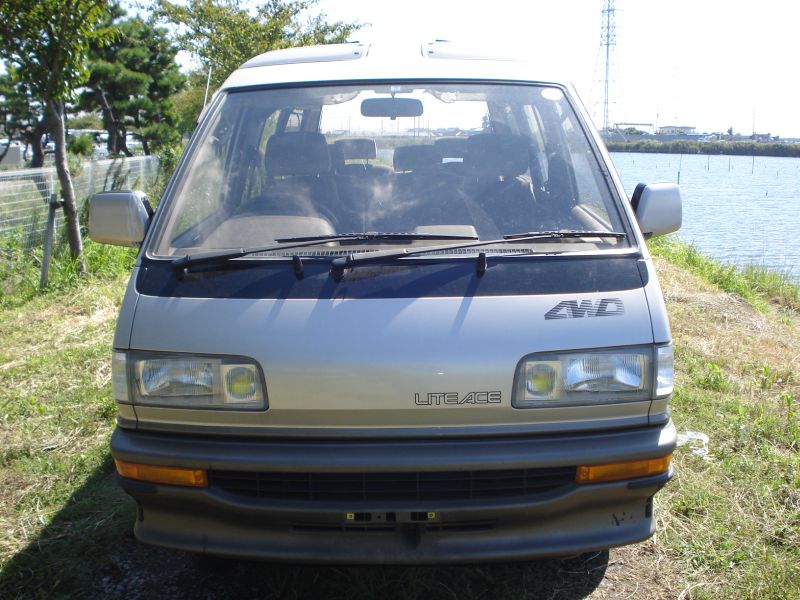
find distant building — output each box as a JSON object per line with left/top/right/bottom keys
{"left": 657, "top": 125, "right": 696, "bottom": 135}
{"left": 750, "top": 132, "right": 773, "bottom": 143}
{"left": 615, "top": 122, "right": 654, "bottom": 134}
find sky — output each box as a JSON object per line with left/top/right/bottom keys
{"left": 314, "top": 0, "right": 800, "bottom": 138}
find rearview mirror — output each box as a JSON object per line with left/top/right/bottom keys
{"left": 361, "top": 97, "right": 423, "bottom": 118}
{"left": 89, "top": 190, "right": 153, "bottom": 247}
{"left": 631, "top": 182, "right": 682, "bottom": 238}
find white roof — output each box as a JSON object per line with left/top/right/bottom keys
{"left": 221, "top": 42, "right": 563, "bottom": 90}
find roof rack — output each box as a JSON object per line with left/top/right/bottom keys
{"left": 422, "top": 40, "right": 515, "bottom": 61}
{"left": 242, "top": 42, "right": 368, "bottom": 69}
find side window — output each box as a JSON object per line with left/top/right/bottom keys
{"left": 484, "top": 102, "right": 519, "bottom": 135}
{"left": 168, "top": 112, "right": 236, "bottom": 242}
{"left": 522, "top": 105, "right": 545, "bottom": 151}
{"left": 260, "top": 111, "right": 280, "bottom": 149}
{"left": 522, "top": 104, "right": 547, "bottom": 185}
{"left": 569, "top": 151, "right": 612, "bottom": 221}
{"left": 561, "top": 117, "right": 611, "bottom": 221}
{"left": 240, "top": 110, "right": 280, "bottom": 201}
{"left": 284, "top": 109, "right": 303, "bottom": 131}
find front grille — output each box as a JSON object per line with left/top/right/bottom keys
{"left": 208, "top": 467, "right": 576, "bottom": 502}
{"left": 292, "top": 523, "right": 397, "bottom": 533}
{"left": 290, "top": 520, "right": 495, "bottom": 533}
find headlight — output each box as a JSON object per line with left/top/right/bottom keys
{"left": 512, "top": 344, "right": 672, "bottom": 408}
{"left": 118, "top": 352, "right": 267, "bottom": 410}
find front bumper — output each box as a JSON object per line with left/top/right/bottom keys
{"left": 112, "top": 421, "right": 676, "bottom": 563}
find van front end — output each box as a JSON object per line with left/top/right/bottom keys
{"left": 109, "top": 254, "right": 676, "bottom": 562}
{"left": 92, "top": 43, "right": 682, "bottom": 562}
{"left": 112, "top": 423, "right": 675, "bottom": 563}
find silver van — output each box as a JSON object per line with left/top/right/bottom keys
{"left": 90, "top": 42, "right": 682, "bottom": 563}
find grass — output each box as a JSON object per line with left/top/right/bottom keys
{"left": 0, "top": 230, "right": 137, "bottom": 309}
{"left": 0, "top": 231, "right": 139, "bottom": 596}
{"left": 0, "top": 236, "right": 798, "bottom": 598}
{"left": 649, "top": 235, "right": 800, "bottom": 312}
{"left": 647, "top": 252, "right": 800, "bottom": 599}
{"left": 0, "top": 262, "right": 133, "bottom": 597}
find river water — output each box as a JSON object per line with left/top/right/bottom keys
{"left": 611, "top": 152, "right": 800, "bottom": 280}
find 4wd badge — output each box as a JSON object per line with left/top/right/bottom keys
{"left": 544, "top": 298, "right": 625, "bottom": 320}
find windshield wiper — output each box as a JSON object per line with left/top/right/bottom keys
{"left": 502, "top": 230, "right": 626, "bottom": 240}
{"left": 330, "top": 230, "right": 627, "bottom": 280}
{"left": 170, "top": 231, "right": 480, "bottom": 276}
{"left": 170, "top": 234, "right": 360, "bottom": 275}
{"left": 276, "top": 231, "right": 479, "bottom": 243}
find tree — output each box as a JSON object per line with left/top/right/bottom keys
{"left": 0, "top": 70, "right": 50, "bottom": 168}
{"left": 130, "top": 19, "right": 185, "bottom": 155}
{"left": 170, "top": 70, "right": 208, "bottom": 135}
{"left": 68, "top": 112, "right": 103, "bottom": 130}
{"left": 156, "top": 0, "right": 360, "bottom": 90}
{"left": 80, "top": 7, "right": 184, "bottom": 156}
{"left": 80, "top": 4, "right": 147, "bottom": 156}
{"left": 0, "top": 0, "right": 111, "bottom": 268}
{"left": 67, "top": 133, "right": 94, "bottom": 157}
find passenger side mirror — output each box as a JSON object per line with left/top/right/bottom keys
{"left": 89, "top": 190, "right": 153, "bottom": 247}
{"left": 631, "top": 182, "right": 682, "bottom": 238}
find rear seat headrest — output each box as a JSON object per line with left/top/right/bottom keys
{"left": 265, "top": 132, "right": 330, "bottom": 176}
{"left": 334, "top": 138, "right": 377, "bottom": 160}
{"left": 465, "top": 133, "right": 530, "bottom": 177}
{"left": 328, "top": 143, "right": 345, "bottom": 171}
{"left": 434, "top": 137, "right": 468, "bottom": 159}
{"left": 393, "top": 145, "right": 442, "bottom": 172}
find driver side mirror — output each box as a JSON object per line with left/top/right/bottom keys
{"left": 89, "top": 190, "right": 153, "bottom": 247}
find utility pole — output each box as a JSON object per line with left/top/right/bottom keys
{"left": 600, "top": 0, "right": 617, "bottom": 132}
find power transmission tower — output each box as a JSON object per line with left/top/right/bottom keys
{"left": 600, "top": 0, "right": 617, "bottom": 132}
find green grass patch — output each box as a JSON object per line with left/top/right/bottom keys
{"left": 660, "top": 340, "right": 800, "bottom": 598}
{"left": 0, "top": 232, "right": 137, "bottom": 310}
{"left": 0, "top": 451, "right": 134, "bottom": 599}
{"left": 649, "top": 236, "right": 800, "bottom": 312}
{"left": 0, "top": 267, "right": 129, "bottom": 597}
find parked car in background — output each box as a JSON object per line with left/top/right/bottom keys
{"left": 0, "top": 138, "right": 24, "bottom": 168}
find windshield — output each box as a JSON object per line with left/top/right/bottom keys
{"left": 151, "top": 82, "right": 629, "bottom": 257}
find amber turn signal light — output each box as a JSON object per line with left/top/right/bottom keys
{"left": 114, "top": 459, "right": 208, "bottom": 487}
{"left": 576, "top": 455, "right": 671, "bottom": 484}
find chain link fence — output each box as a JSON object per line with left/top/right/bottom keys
{"left": 0, "top": 156, "right": 159, "bottom": 250}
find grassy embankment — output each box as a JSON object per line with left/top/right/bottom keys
{"left": 605, "top": 139, "right": 800, "bottom": 158}
{"left": 0, "top": 235, "right": 797, "bottom": 599}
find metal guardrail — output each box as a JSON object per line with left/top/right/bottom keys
{"left": 0, "top": 156, "right": 159, "bottom": 250}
